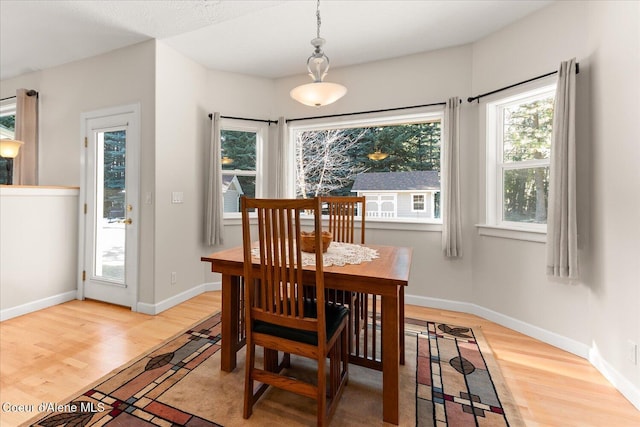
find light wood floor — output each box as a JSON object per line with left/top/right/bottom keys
{"left": 0, "top": 292, "right": 638, "bottom": 426}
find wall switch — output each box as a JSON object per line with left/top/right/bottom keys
{"left": 627, "top": 340, "right": 638, "bottom": 365}
{"left": 171, "top": 272, "right": 177, "bottom": 285}
{"left": 171, "top": 192, "right": 184, "bottom": 204}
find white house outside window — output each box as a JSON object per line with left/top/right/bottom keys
{"left": 486, "top": 83, "right": 555, "bottom": 232}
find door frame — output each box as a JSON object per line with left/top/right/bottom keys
{"left": 77, "top": 103, "right": 141, "bottom": 309}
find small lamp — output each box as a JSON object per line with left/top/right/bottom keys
{"left": 0, "top": 139, "right": 24, "bottom": 185}
{"left": 0, "top": 139, "right": 23, "bottom": 158}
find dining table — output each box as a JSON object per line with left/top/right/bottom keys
{"left": 201, "top": 243, "right": 412, "bottom": 425}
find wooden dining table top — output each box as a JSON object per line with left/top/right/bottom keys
{"left": 201, "top": 243, "right": 412, "bottom": 293}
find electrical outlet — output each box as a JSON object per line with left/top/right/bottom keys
{"left": 627, "top": 340, "right": 638, "bottom": 365}
{"left": 171, "top": 272, "right": 177, "bottom": 285}
{"left": 171, "top": 192, "right": 184, "bottom": 204}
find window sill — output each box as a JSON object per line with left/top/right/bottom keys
{"left": 476, "top": 224, "right": 546, "bottom": 243}
{"left": 224, "top": 216, "right": 442, "bottom": 232}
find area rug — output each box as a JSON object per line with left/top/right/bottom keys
{"left": 25, "top": 313, "right": 524, "bottom": 427}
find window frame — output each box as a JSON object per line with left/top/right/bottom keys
{"left": 0, "top": 98, "right": 17, "bottom": 184}
{"left": 287, "top": 109, "right": 444, "bottom": 226}
{"left": 220, "top": 119, "right": 267, "bottom": 219}
{"left": 485, "top": 82, "right": 556, "bottom": 234}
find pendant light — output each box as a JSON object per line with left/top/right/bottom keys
{"left": 290, "top": 0, "right": 346, "bottom": 107}
{"left": 367, "top": 149, "right": 389, "bottom": 161}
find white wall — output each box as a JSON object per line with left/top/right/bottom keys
{"left": 154, "top": 42, "right": 277, "bottom": 309}
{"left": 585, "top": 0, "right": 640, "bottom": 402}
{"left": 0, "top": 187, "right": 78, "bottom": 320}
{"left": 154, "top": 42, "right": 209, "bottom": 305}
{"left": 472, "top": 0, "right": 640, "bottom": 405}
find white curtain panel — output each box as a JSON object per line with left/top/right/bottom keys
{"left": 275, "top": 117, "right": 289, "bottom": 198}
{"left": 205, "top": 112, "right": 224, "bottom": 246}
{"left": 442, "top": 97, "right": 462, "bottom": 257}
{"left": 546, "top": 58, "right": 578, "bottom": 279}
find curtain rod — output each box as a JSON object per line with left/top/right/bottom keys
{"left": 0, "top": 90, "right": 39, "bottom": 102}
{"left": 286, "top": 101, "right": 450, "bottom": 123}
{"left": 208, "top": 99, "right": 457, "bottom": 125}
{"left": 467, "top": 63, "right": 579, "bottom": 103}
{"left": 208, "top": 113, "right": 277, "bottom": 125}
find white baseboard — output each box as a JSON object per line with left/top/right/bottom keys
{"left": 136, "top": 282, "right": 220, "bottom": 315}
{"left": 405, "top": 293, "right": 639, "bottom": 411}
{"left": 0, "top": 291, "right": 77, "bottom": 322}
{"left": 405, "top": 293, "right": 590, "bottom": 358}
{"left": 589, "top": 346, "right": 640, "bottom": 411}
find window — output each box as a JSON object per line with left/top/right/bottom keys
{"left": 290, "top": 111, "right": 442, "bottom": 223}
{"left": 220, "top": 121, "right": 265, "bottom": 215}
{"left": 0, "top": 98, "right": 16, "bottom": 184}
{"left": 486, "top": 84, "right": 555, "bottom": 231}
{"left": 412, "top": 194, "right": 426, "bottom": 212}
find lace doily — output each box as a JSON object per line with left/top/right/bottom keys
{"left": 251, "top": 242, "right": 379, "bottom": 267}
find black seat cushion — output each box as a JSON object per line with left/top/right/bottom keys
{"left": 253, "top": 299, "right": 349, "bottom": 346}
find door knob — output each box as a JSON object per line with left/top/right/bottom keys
{"left": 119, "top": 218, "right": 133, "bottom": 225}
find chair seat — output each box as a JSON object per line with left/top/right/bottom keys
{"left": 254, "top": 299, "right": 349, "bottom": 346}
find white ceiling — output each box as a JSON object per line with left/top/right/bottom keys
{"left": 0, "top": 0, "right": 553, "bottom": 81}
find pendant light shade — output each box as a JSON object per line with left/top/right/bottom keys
{"left": 290, "top": 81, "right": 347, "bottom": 107}
{"left": 367, "top": 149, "right": 389, "bottom": 161}
{"left": 290, "top": 0, "right": 346, "bottom": 107}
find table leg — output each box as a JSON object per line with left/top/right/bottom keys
{"left": 221, "top": 274, "right": 239, "bottom": 372}
{"left": 400, "top": 286, "right": 405, "bottom": 365}
{"left": 382, "top": 291, "right": 399, "bottom": 425}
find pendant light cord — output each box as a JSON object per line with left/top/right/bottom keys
{"left": 316, "top": 0, "right": 321, "bottom": 39}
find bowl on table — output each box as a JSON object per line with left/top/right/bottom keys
{"left": 300, "top": 231, "right": 333, "bottom": 253}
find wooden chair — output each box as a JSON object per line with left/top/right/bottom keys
{"left": 321, "top": 196, "right": 406, "bottom": 365}
{"left": 321, "top": 196, "right": 366, "bottom": 245}
{"left": 241, "top": 197, "right": 349, "bottom": 427}
{"left": 321, "top": 196, "right": 367, "bottom": 355}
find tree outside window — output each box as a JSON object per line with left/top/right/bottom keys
{"left": 294, "top": 119, "right": 441, "bottom": 200}
{"left": 103, "top": 130, "right": 126, "bottom": 219}
{"left": 220, "top": 127, "right": 260, "bottom": 214}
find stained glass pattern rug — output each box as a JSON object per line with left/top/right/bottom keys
{"left": 414, "top": 321, "right": 525, "bottom": 426}
{"left": 25, "top": 314, "right": 524, "bottom": 426}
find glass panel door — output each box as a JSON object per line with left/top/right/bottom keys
{"left": 94, "top": 129, "right": 126, "bottom": 283}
